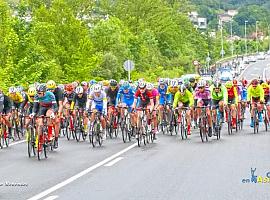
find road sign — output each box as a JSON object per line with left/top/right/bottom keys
{"left": 123, "top": 60, "right": 135, "bottom": 72}
{"left": 193, "top": 60, "right": 200, "bottom": 66}
{"left": 123, "top": 60, "right": 135, "bottom": 81}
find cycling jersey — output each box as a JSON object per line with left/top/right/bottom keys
{"left": 210, "top": 85, "right": 228, "bottom": 104}
{"left": 51, "top": 88, "right": 64, "bottom": 105}
{"left": 71, "top": 93, "right": 87, "bottom": 109}
{"left": 134, "top": 89, "right": 153, "bottom": 107}
{"left": 226, "top": 86, "right": 238, "bottom": 103}
{"left": 0, "top": 93, "right": 12, "bottom": 114}
{"left": 166, "top": 86, "right": 178, "bottom": 104}
{"left": 105, "top": 87, "right": 119, "bottom": 106}
{"left": 33, "top": 91, "right": 58, "bottom": 115}
{"left": 158, "top": 85, "right": 167, "bottom": 105}
{"left": 151, "top": 88, "right": 159, "bottom": 105}
{"left": 87, "top": 91, "right": 107, "bottom": 113}
{"left": 63, "top": 91, "right": 76, "bottom": 104}
{"left": 116, "top": 87, "right": 135, "bottom": 107}
{"left": 173, "top": 90, "right": 194, "bottom": 108}
{"left": 241, "top": 87, "right": 247, "bottom": 101}
{"left": 194, "top": 88, "right": 211, "bottom": 100}
{"left": 247, "top": 85, "right": 264, "bottom": 102}
{"left": 8, "top": 92, "right": 24, "bottom": 104}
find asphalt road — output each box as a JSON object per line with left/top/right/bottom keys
{"left": 1, "top": 58, "right": 270, "bottom": 200}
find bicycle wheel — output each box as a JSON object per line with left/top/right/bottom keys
{"left": 121, "top": 117, "right": 127, "bottom": 143}
{"left": 91, "top": 121, "right": 98, "bottom": 147}
{"left": 136, "top": 127, "right": 142, "bottom": 147}
{"left": 227, "top": 110, "right": 232, "bottom": 135}
{"left": 37, "top": 134, "right": 46, "bottom": 160}
{"left": 199, "top": 119, "right": 204, "bottom": 142}
{"left": 27, "top": 128, "right": 36, "bottom": 157}
{"left": 254, "top": 110, "right": 259, "bottom": 134}
{"left": 264, "top": 112, "right": 268, "bottom": 132}
{"left": 4, "top": 129, "right": 10, "bottom": 147}
{"left": 74, "top": 116, "right": 81, "bottom": 142}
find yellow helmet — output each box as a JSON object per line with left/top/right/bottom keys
{"left": 46, "top": 80, "right": 56, "bottom": 89}
{"left": 261, "top": 82, "right": 268, "bottom": 89}
{"left": 102, "top": 80, "right": 110, "bottom": 87}
{"left": 28, "top": 87, "right": 36, "bottom": 97}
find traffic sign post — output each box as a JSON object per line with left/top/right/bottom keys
{"left": 123, "top": 60, "right": 135, "bottom": 81}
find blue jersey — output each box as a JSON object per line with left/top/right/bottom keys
{"left": 33, "top": 91, "right": 58, "bottom": 113}
{"left": 158, "top": 85, "right": 167, "bottom": 105}
{"left": 242, "top": 87, "right": 247, "bottom": 101}
{"left": 116, "top": 87, "right": 135, "bottom": 106}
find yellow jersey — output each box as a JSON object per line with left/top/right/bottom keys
{"left": 8, "top": 92, "right": 24, "bottom": 104}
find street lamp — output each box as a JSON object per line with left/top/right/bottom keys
{"left": 230, "top": 19, "right": 234, "bottom": 56}
{"left": 245, "top": 20, "right": 248, "bottom": 56}
{"left": 220, "top": 20, "right": 225, "bottom": 58}
{"left": 256, "top": 21, "right": 259, "bottom": 54}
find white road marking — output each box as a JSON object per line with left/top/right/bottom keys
{"left": 9, "top": 140, "right": 26, "bottom": 146}
{"left": 43, "top": 195, "right": 59, "bottom": 200}
{"left": 104, "top": 157, "right": 124, "bottom": 167}
{"left": 27, "top": 143, "right": 137, "bottom": 200}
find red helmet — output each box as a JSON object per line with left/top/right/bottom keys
{"left": 233, "top": 79, "right": 237, "bottom": 85}
{"left": 65, "top": 84, "right": 74, "bottom": 92}
{"left": 251, "top": 79, "right": 258, "bottom": 86}
{"left": 242, "top": 79, "right": 248, "bottom": 86}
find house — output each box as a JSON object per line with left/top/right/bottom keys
{"left": 188, "top": 11, "right": 207, "bottom": 29}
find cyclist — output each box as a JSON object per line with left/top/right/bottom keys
{"left": 71, "top": 86, "right": 88, "bottom": 135}
{"left": 247, "top": 79, "right": 264, "bottom": 127}
{"left": 261, "top": 82, "right": 270, "bottom": 121}
{"left": 225, "top": 81, "right": 238, "bottom": 129}
{"left": 8, "top": 86, "right": 24, "bottom": 110}
{"left": 146, "top": 83, "right": 159, "bottom": 139}
{"left": 116, "top": 81, "right": 135, "bottom": 114}
{"left": 189, "top": 77, "right": 197, "bottom": 91}
{"left": 173, "top": 84, "right": 194, "bottom": 135}
{"left": 210, "top": 80, "right": 227, "bottom": 129}
{"left": 46, "top": 80, "right": 63, "bottom": 148}
{"left": 86, "top": 84, "right": 107, "bottom": 140}
{"left": 30, "top": 84, "right": 58, "bottom": 151}
{"left": 131, "top": 81, "right": 154, "bottom": 135}
{"left": 105, "top": 79, "right": 119, "bottom": 126}
{"left": 0, "top": 89, "right": 12, "bottom": 138}
{"left": 166, "top": 79, "right": 179, "bottom": 124}
{"left": 194, "top": 80, "right": 212, "bottom": 136}
{"left": 63, "top": 83, "right": 75, "bottom": 117}
{"left": 157, "top": 78, "right": 168, "bottom": 128}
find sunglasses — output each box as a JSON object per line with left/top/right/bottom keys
{"left": 78, "top": 93, "right": 83, "bottom": 95}
{"left": 38, "top": 92, "right": 43, "bottom": 95}
{"left": 198, "top": 87, "right": 204, "bottom": 89}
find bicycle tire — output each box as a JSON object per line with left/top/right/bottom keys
{"left": 27, "top": 128, "right": 36, "bottom": 157}
{"left": 91, "top": 121, "right": 98, "bottom": 147}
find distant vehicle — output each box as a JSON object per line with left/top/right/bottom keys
{"left": 257, "top": 52, "right": 265, "bottom": 60}
{"left": 243, "top": 57, "right": 250, "bottom": 64}
{"left": 249, "top": 56, "right": 256, "bottom": 62}
{"left": 219, "top": 71, "right": 233, "bottom": 82}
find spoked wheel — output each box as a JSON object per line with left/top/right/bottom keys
{"left": 264, "top": 112, "right": 268, "bottom": 132}
{"left": 199, "top": 118, "right": 208, "bottom": 142}
{"left": 227, "top": 111, "right": 233, "bottom": 135}
{"left": 27, "top": 128, "right": 36, "bottom": 157}
{"left": 120, "top": 118, "right": 128, "bottom": 143}
{"left": 91, "top": 122, "right": 98, "bottom": 147}
{"left": 37, "top": 135, "right": 47, "bottom": 160}
{"left": 74, "top": 117, "right": 81, "bottom": 142}
{"left": 136, "top": 127, "right": 142, "bottom": 147}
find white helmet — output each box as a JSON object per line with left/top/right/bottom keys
{"left": 170, "top": 79, "right": 178, "bottom": 87}
{"left": 138, "top": 81, "right": 146, "bottom": 89}
{"left": 75, "top": 86, "right": 84, "bottom": 94}
{"left": 9, "top": 86, "right": 17, "bottom": 93}
{"left": 197, "top": 80, "right": 206, "bottom": 87}
{"left": 93, "top": 84, "right": 102, "bottom": 93}
{"left": 146, "top": 83, "right": 154, "bottom": 90}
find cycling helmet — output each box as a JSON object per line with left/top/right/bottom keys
{"left": 189, "top": 77, "right": 195, "bottom": 83}
{"left": 119, "top": 80, "right": 125, "bottom": 86}
{"left": 178, "top": 78, "right": 183, "bottom": 85}
{"left": 261, "top": 82, "right": 268, "bottom": 89}
{"left": 93, "top": 84, "right": 102, "bottom": 93}
{"left": 146, "top": 83, "right": 154, "bottom": 90}
{"left": 170, "top": 79, "right": 178, "bottom": 87}
{"left": 65, "top": 84, "right": 74, "bottom": 92}
{"left": 225, "top": 81, "right": 233, "bottom": 89}
{"left": 102, "top": 80, "right": 110, "bottom": 87}
{"left": 36, "top": 84, "right": 47, "bottom": 93}
{"left": 213, "top": 80, "right": 221, "bottom": 88}
{"left": 81, "top": 81, "right": 88, "bottom": 87}
{"left": 179, "top": 84, "right": 186, "bottom": 93}
{"left": 9, "top": 86, "right": 17, "bottom": 93}
{"left": 138, "top": 78, "right": 145, "bottom": 83}
{"left": 46, "top": 80, "right": 56, "bottom": 89}
{"left": 122, "top": 81, "right": 130, "bottom": 90}
{"left": 184, "top": 82, "right": 190, "bottom": 88}
{"left": 159, "top": 78, "right": 165, "bottom": 85}
{"left": 242, "top": 79, "right": 248, "bottom": 86}
{"left": 17, "top": 85, "right": 24, "bottom": 92}
{"left": 259, "top": 79, "right": 264, "bottom": 85}
{"left": 110, "top": 79, "right": 117, "bottom": 87}
{"left": 75, "top": 86, "right": 84, "bottom": 94}
{"left": 233, "top": 80, "right": 237, "bottom": 85}
{"left": 251, "top": 79, "right": 259, "bottom": 86}
{"left": 197, "top": 80, "right": 206, "bottom": 88}
{"left": 58, "top": 84, "right": 65, "bottom": 91}
{"left": 28, "top": 87, "right": 37, "bottom": 97}
{"left": 89, "top": 80, "right": 97, "bottom": 86}
{"left": 138, "top": 81, "right": 146, "bottom": 89}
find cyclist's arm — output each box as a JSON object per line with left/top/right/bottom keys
{"left": 259, "top": 86, "right": 264, "bottom": 102}
{"left": 187, "top": 90, "right": 194, "bottom": 107}
{"left": 247, "top": 85, "right": 252, "bottom": 101}
{"left": 173, "top": 92, "right": 179, "bottom": 109}
{"left": 222, "top": 86, "right": 228, "bottom": 104}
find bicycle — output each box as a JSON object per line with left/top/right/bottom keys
{"left": 65, "top": 110, "right": 75, "bottom": 140}
{"left": 89, "top": 111, "right": 104, "bottom": 147}
{"left": 0, "top": 114, "right": 10, "bottom": 148}
{"left": 26, "top": 116, "right": 36, "bottom": 157}
{"left": 212, "top": 105, "right": 222, "bottom": 140}
{"left": 107, "top": 106, "right": 119, "bottom": 139}
{"left": 263, "top": 104, "right": 269, "bottom": 132}
{"left": 226, "top": 104, "right": 233, "bottom": 135}
{"left": 251, "top": 103, "right": 260, "bottom": 134}
{"left": 195, "top": 106, "right": 210, "bottom": 142}
{"left": 175, "top": 107, "right": 189, "bottom": 140}
{"left": 167, "top": 104, "right": 177, "bottom": 136}
{"left": 118, "top": 106, "right": 132, "bottom": 143}
{"left": 74, "top": 108, "right": 87, "bottom": 142}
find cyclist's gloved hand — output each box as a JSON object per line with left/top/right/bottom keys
{"left": 50, "top": 113, "right": 55, "bottom": 119}
{"left": 29, "top": 113, "right": 35, "bottom": 118}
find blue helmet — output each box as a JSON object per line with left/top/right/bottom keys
{"left": 122, "top": 81, "right": 130, "bottom": 90}
{"left": 89, "top": 80, "right": 97, "bottom": 86}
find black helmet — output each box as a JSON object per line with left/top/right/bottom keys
{"left": 189, "top": 77, "right": 195, "bottom": 83}
{"left": 36, "top": 84, "right": 47, "bottom": 93}
{"left": 214, "top": 80, "right": 221, "bottom": 88}
{"left": 109, "top": 79, "right": 118, "bottom": 87}
{"left": 179, "top": 84, "right": 186, "bottom": 93}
